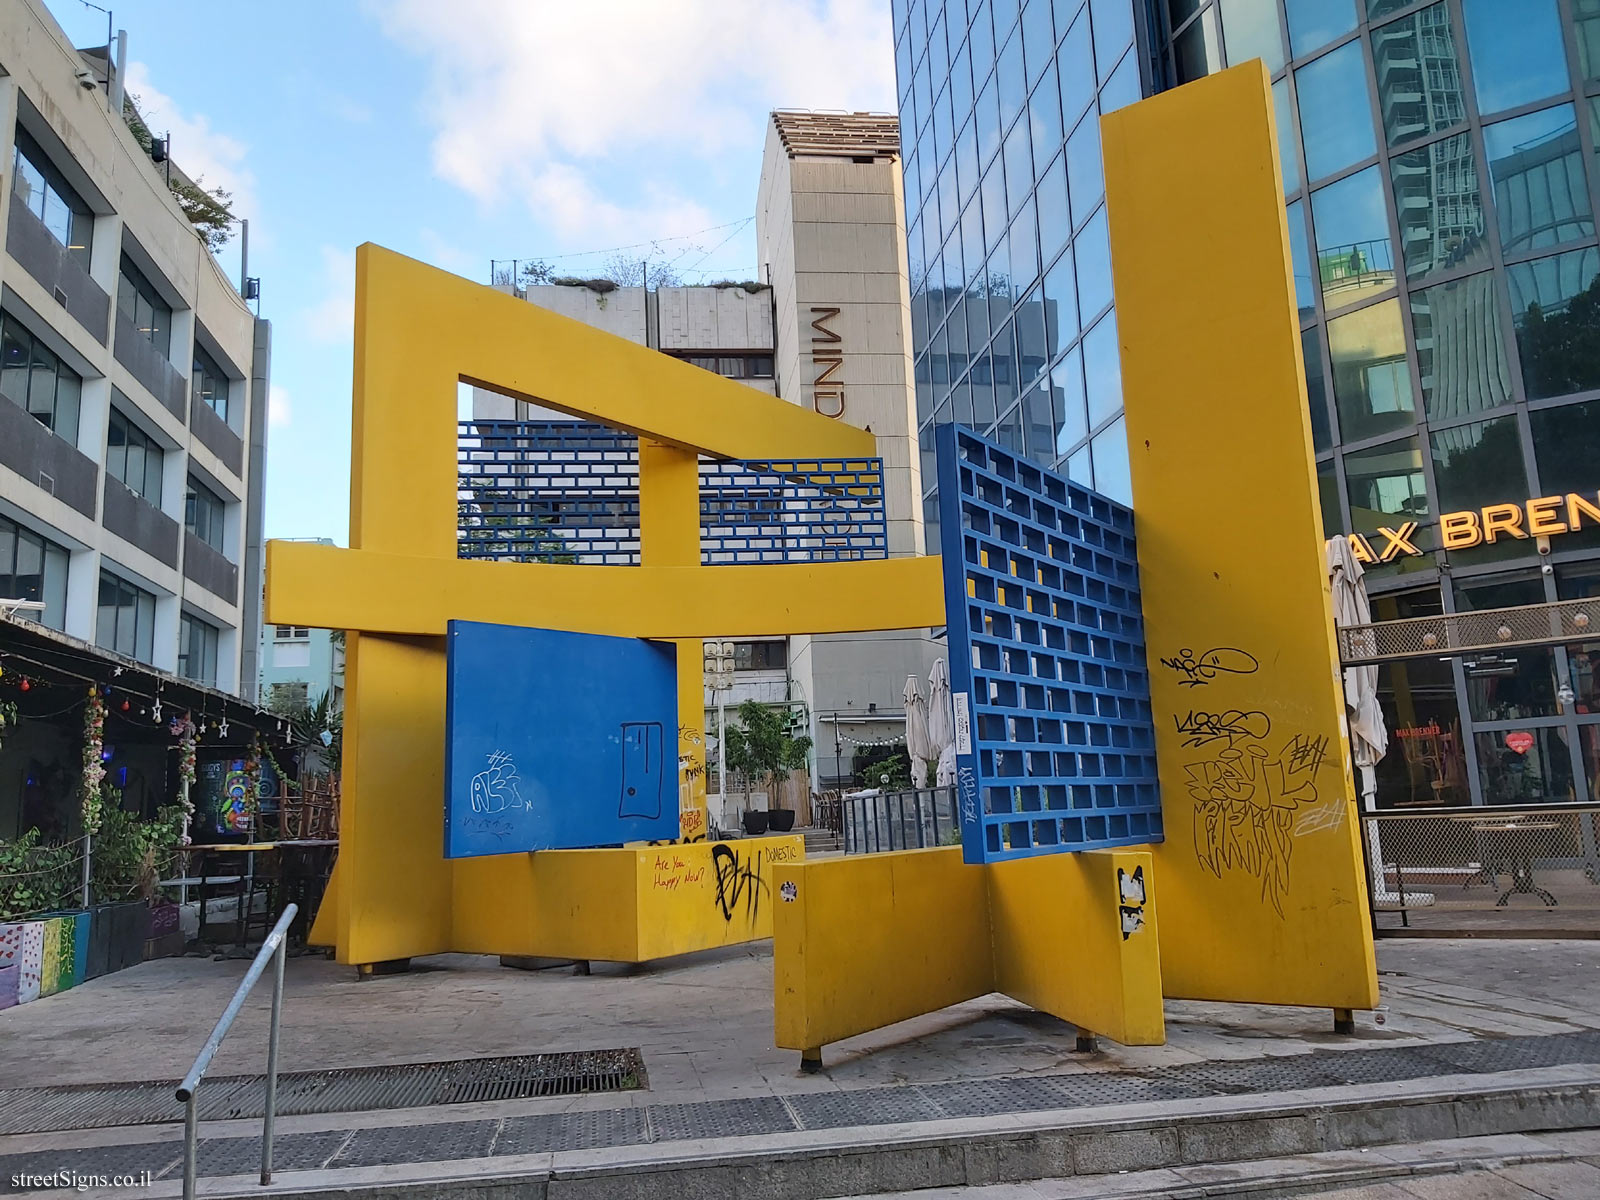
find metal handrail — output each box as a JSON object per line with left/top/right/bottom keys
{"left": 176, "top": 903, "right": 297, "bottom": 1199}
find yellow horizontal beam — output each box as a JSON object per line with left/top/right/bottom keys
{"left": 361, "top": 244, "right": 875, "bottom": 461}
{"left": 265, "top": 539, "right": 946, "bottom": 638}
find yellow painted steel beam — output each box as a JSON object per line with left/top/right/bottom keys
{"left": 265, "top": 539, "right": 948, "bottom": 638}
{"left": 1102, "top": 63, "right": 1378, "bottom": 1011}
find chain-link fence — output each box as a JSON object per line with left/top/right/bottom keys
{"left": 842, "top": 787, "right": 958, "bottom": 854}
{"left": 1364, "top": 805, "right": 1600, "bottom": 934}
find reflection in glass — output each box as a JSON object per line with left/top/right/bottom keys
{"left": 1506, "top": 248, "right": 1600, "bottom": 400}
{"left": 1083, "top": 311, "right": 1121, "bottom": 428}
{"left": 1429, "top": 415, "right": 1528, "bottom": 514}
{"left": 998, "top": 29, "right": 1026, "bottom": 128}
{"left": 1312, "top": 167, "right": 1394, "bottom": 311}
{"left": 997, "top": 400, "right": 1025, "bottom": 454}
{"left": 1065, "top": 106, "right": 1104, "bottom": 230}
{"left": 1370, "top": 3, "right": 1465, "bottom": 149}
{"left": 1075, "top": 206, "right": 1114, "bottom": 320}
{"left": 1579, "top": 0, "right": 1600, "bottom": 82}
{"left": 1054, "top": 346, "right": 1088, "bottom": 455}
{"left": 1410, "top": 272, "right": 1512, "bottom": 419}
{"left": 1022, "top": 380, "right": 1054, "bottom": 461}
{"left": 1101, "top": 50, "right": 1141, "bottom": 115}
{"left": 1530, "top": 399, "right": 1600, "bottom": 552}
{"left": 1091, "top": 418, "right": 1132, "bottom": 505}
{"left": 1029, "top": 64, "right": 1063, "bottom": 165}
{"left": 1461, "top": 0, "right": 1569, "bottom": 115}
{"left": 1220, "top": 0, "right": 1286, "bottom": 76}
{"left": 1329, "top": 298, "right": 1416, "bottom": 442}
{"left": 1042, "top": 245, "right": 1079, "bottom": 354}
{"left": 1389, "top": 133, "right": 1487, "bottom": 279}
{"left": 1483, "top": 105, "right": 1593, "bottom": 255}
{"left": 1274, "top": 79, "right": 1300, "bottom": 196}
{"left": 1175, "top": 9, "right": 1223, "bottom": 84}
{"left": 1036, "top": 154, "right": 1070, "bottom": 266}
{"left": 1344, "top": 438, "right": 1430, "bottom": 559}
{"left": 1021, "top": 0, "right": 1055, "bottom": 84}
{"left": 1058, "top": 9, "right": 1095, "bottom": 123}
{"left": 1090, "top": 0, "right": 1135, "bottom": 78}
{"left": 1370, "top": 588, "right": 1468, "bottom": 808}
{"left": 1303, "top": 325, "right": 1331, "bottom": 452}
{"left": 1003, "top": 119, "right": 1033, "bottom": 219}
{"left": 1010, "top": 200, "right": 1040, "bottom": 290}
{"left": 972, "top": 347, "right": 998, "bottom": 426}
{"left": 1473, "top": 726, "right": 1571, "bottom": 801}
{"left": 1317, "top": 460, "right": 1343, "bottom": 534}
{"left": 1296, "top": 41, "right": 1378, "bottom": 182}
{"left": 1284, "top": 0, "right": 1356, "bottom": 60}
{"left": 1287, "top": 199, "right": 1315, "bottom": 320}
{"left": 1066, "top": 444, "right": 1093, "bottom": 487}
{"left": 1015, "top": 284, "right": 1049, "bottom": 385}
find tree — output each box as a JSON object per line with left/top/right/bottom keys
{"left": 457, "top": 485, "right": 578, "bottom": 564}
{"left": 722, "top": 701, "right": 813, "bottom": 810}
{"left": 599, "top": 251, "right": 682, "bottom": 289}
{"left": 120, "top": 94, "right": 237, "bottom": 251}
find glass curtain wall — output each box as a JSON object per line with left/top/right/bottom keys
{"left": 894, "top": 0, "right": 1148, "bottom": 558}
{"left": 1143, "top": 0, "right": 1600, "bottom": 808}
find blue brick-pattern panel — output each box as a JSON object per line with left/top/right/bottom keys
{"left": 934, "top": 424, "right": 1162, "bottom": 865}
{"left": 457, "top": 421, "right": 887, "bottom": 565}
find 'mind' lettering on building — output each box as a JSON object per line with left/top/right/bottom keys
{"left": 809, "top": 306, "right": 843, "bottom": 419}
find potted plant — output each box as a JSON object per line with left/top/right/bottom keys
{"left": 723, "top": 701, "right": 812, "bottom": 836}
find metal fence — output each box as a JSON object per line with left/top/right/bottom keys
{"left": 1364, "top": 804, "right": 1600, "bottom": 935}
{"left": 842, "top": 787, "right": 959, "bottom": 854}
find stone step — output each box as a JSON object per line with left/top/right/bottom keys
{"left": 10, "top": 1064, "right": 1597, "bottom": 1199}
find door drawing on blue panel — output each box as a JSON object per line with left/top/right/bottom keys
{"left": 619, "top": 721, "right": 664, "bottom": 819}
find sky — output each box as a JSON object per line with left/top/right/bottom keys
{"left": 46, "top": 0, "right": 898, "bottom": 544}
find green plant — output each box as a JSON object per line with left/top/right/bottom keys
{"left": 0, "top": 829, "right": 78, "bottom": 920}
{"left": 121, "top": 95, "right": 237, "bottom": 250}
{"left": 852, "top": 741, "right": 912, "bottom": 790}
{"left": 90, "top": 792, "right": 185, "bottom": 904}
{"left": 722, "top": 701, "right": 812, "bottom": 810}
{"left": 0, "top": 698, "right": 18, "bottom": 751}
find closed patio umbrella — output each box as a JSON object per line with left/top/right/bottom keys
{"left": 927, "top": 658, "right": 956, "bottom": 788}
{"left": 1327, "top": 537, "right": 1426, "bottom": 907}
{"left": 904, "top": 675, "right": 933, "bottom": 788}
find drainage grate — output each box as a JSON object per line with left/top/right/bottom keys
{"left": 0, "top": 1048, "right": 645, "bottom": 1135}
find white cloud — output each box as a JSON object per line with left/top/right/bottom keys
{"left": 268, "top": 383, "right": 291, "bottom": 429}
{"left": 123, "top": 61, "right": 257, "bottom": 220}
{"left": 371, "top": 0, "right": 895, "bottom": 244}
{"left": 301, "top": 246, "right": 356, "bottom": 344}
{"left": 416, "top": 228, "right": 481, "bottom": 279}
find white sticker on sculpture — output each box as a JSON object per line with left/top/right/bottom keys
{"left": 953, "top": 692, "right": 972, "bottom": 755}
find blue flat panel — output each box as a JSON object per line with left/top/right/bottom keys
{"left": 444, "top": 621, "right": 678, "bottom": 857}
{"left": 934, "top": 425, "right": 1163, "bottom": 865}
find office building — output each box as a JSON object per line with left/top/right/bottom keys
{"left": 893, "top": 0, "right": 1600, "bottom": 809}
{"left": 0, "top": 0, "right": 269, "bottom": 697}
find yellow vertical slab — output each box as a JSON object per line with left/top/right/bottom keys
{"left": 1101, "top": 64, "right": 1377, "bottom": 1010}
{"left": 988, "top": 850, "right": 1163, "bottom": 1045}
{"left": 773, "top": 848, "right": 996, "bottom": 1054}
{"left": 337, "top": 631, "right": 453, "bottom": 965}
{"left": 639, "top": 440, "right": 708, "bottom": 840}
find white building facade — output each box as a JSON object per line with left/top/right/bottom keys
{"left": 0, "top": 0, "right": 268, "bottom": 697}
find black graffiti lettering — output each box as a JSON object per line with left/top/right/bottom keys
{"left": 1159, "top": 647, "right": 1260, "bottom": 688}
{"left": 710, "top": 844, "right": 768, "bottom": 924}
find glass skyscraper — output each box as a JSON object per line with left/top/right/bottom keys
{"left": 896, "top": 0, "right": 1600, "bottom": 811}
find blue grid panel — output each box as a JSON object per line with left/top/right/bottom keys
{"left": 934, "top": 424, "right": 1162, "bottom": 865}
{"left": 458, "top": 421, "right": 888, "bottom": 565}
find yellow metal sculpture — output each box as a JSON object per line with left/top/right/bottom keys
{"left": 268, "top": 245, "right": 945, "bottom": 969}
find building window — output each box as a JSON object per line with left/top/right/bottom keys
{"left": 1483, "top": 104, "right": 1593, "bottom": 256}
{"left": 1328, "top": 298, "right": 1418, "bottom": 442}
{"left": 0, "top": 513, "right": 68, "bottom": 630}
{"left": 192, "top": 341, "right": 231, "bottom": 423}
{"left": 1460, "top": 0, "right": 1569, "bottom": 116}
{"left": 185, "top": 477, "right": 226, "bottom": 553}
{"left": 1506, "top": 247, "right": 1600, "bottom": 400}
{"left": 116, "top": 254, "right": 172, "bottom": 359}
{"left": 733, "top": 641, "right": 788, "bottom": 671}
{"left": 96, "top": 568, "right": 156, "bottom": 664}
{"left": 11, "top": 128, "right": 92, "bottom": 267}
{"left": 0, "top": 312, "right": 82, "bottom": 442}
{"left": 268, "top": 681, "right": 309, "bottom": 711}
{"left": 679, "top": 354, "right": 774, "bottom": 380}
{"left": 105, "top": 407, "right": 163, "bottom": 505}
{"left": 275, "top": 625, "right": 310, "bottom": 640}
{"left": 178, "top": 613, "right": 219, "bottom": 687}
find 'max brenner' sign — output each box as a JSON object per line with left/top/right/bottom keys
{"left": 1348, "top": 490, "right": 1600, "bottom": 563}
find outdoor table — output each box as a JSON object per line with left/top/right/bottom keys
{"left": 186, "top": 844, "right": 280, "bottom": 948}
{"left": 1467, "top": 821, "right": 1561, "bottom": 908}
